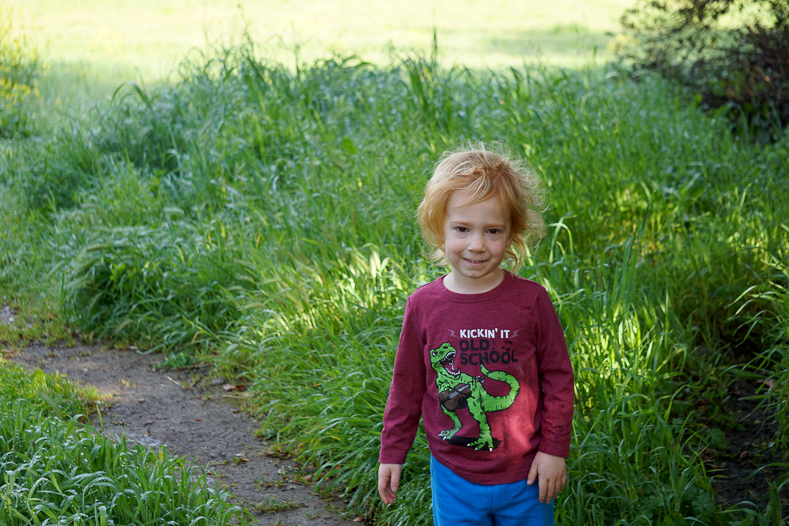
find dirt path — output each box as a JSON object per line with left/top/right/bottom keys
{"left": 11, "top": 342, "right": 363, "bottom": 526}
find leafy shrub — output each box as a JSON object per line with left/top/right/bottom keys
{"left": 618, "top": 0, "right": 789, "bottom": 141}
{"left": 0, "top": 5, "right": 41, "bottom": 137}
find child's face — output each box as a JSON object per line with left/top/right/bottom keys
{"left": 442, "top": 191, "right": 512, "bottom": 293}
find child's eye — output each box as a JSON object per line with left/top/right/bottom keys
{"left": 487, "top": 229, "right": 501, "bottom": 235}
{"left": 455, "top": 227, "right": 469, "bottom": 233}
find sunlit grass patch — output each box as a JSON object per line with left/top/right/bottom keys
{"left": 0, "top": 359, "right": 101, "bottom": 414}
{"left": 0, "top": 4, "right": 41, "bottom": 136}
{"left": 10, "top": 0, "right": 634, "bottom": 79}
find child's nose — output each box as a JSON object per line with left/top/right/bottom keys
{"left": 469, "top": 234, "right": 485, "bottom": 251}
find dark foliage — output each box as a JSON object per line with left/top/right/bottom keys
{"left": 620, "top": 0, "right": 789, "bottom": 141}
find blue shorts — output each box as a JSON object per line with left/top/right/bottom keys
{"left": 431, "top": 456, "right": 554, "bottom": 526}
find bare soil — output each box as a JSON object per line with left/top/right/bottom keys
{"left": 10, "top": 342, "right": 363, "bottom": 526}
{"left": 0, "top": 302, "right": 15, "bottom": 325}
{"left": 700, "top": 380, "right": 789, "bottom": 516}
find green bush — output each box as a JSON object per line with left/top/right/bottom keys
{"left": 618, "top": 0, "right": 789, "bottom": 141}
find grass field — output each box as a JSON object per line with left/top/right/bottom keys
{"left": 11, "top": 0, "right": 633, "bottom": 78}
{"left": 2, "top": 1, "right": 789, "bottom": 525}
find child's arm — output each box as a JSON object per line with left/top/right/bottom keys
{"left": 531, "top": 287, "right": 574, "bottom": 504}
{"left": 378, "top": 300, "right": 426, "bottom": 503}
{"left": 377, "top": 463, "right": 403, "bottom": 504}
{"left": 526, "top": 451, "right": 567, "bottom": 504}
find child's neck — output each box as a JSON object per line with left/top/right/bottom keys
{"left": 443, "top": 268, "right": 506, "bottom": 294}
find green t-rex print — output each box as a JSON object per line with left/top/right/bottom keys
{"left": 430, "top": 342, "right": 520, "bottom": 451}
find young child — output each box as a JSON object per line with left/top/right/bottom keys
{"left": 378, "top": 145, "right": 574, "bottom": 526}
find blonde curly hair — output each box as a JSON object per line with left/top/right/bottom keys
{"left": 416, "top": 143, "right": 546, "bottom": 270}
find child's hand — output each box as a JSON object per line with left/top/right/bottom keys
{"left": 527, "top": 452, "right": 566, "bottom": 504}
{"left": 378, "top": 463, "right": 403, "bottom": 505}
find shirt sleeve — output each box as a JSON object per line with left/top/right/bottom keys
{"left": 533, "top": 286, "right": 575, "bottom": 458}
{"left": 379, "top": 299, "right": 427, "bottom": 464}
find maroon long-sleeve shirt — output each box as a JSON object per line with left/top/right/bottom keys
{"left": 379, "top": 271, "right": 574, "bottom": 484}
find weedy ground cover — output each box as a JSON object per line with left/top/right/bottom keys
{"left": 0, "top": 358, "right": 101, "bottom": 415}
{"left": 0, "top": 361, "right": 242, "bottom": 525}
{"left": 1, "top": 37, "right": 788, "bottom": 526}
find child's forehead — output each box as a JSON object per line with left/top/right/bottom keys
{"left": 445, "top": 190, "right": 510, "bottom": 221}
{"left": 447, "top": 189, "right": 507, "bottom": 210}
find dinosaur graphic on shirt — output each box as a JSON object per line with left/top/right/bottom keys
{"left": 430, "top": 342, "right": 520, "bottom": 451}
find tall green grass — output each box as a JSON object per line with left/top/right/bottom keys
{"left": 0, "top": 362, "right": 242, "bottom": 525}
{"left": 2, "top": 41, "right": 788, "bottom": 524}
{"left": 0, "top": 185, "right": 75, "bottom": 347}
{"left": 0, "top": 401, "right": 240, "bottom": 525}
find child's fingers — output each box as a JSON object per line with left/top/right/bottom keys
{"left": 538, "top": 475, "right": 548, "bottom": 503}
{"left": 526, "top": 461, "right": 538, "bottom": 486}
{"left": 541, "top": 474, "right": 561, "bottom": 504}
{"left": 381, "top": 488, "right": 395, "bottom": 504}
{"left": 556, "top": 471, "right": 567, "bottom": 497}
{"left": 377, "top": 464, "right": 402, "bottom": 505}
{"left": 548, "top": 472, "right": 567, "bottom": 502}
{"left": 377, "top": 473, "right": 393, "bottom": 503}
{"left": 377, "top": 468, "right": 389, "bottom": 502}
{"left": 389, "top": 467, "right": 400, "bottom": 494}
{"left": 548, "top": 478, "right": 559, "bottom": 503}
{"left": 378, "top": 482, "right": 394, "bottom": 504}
